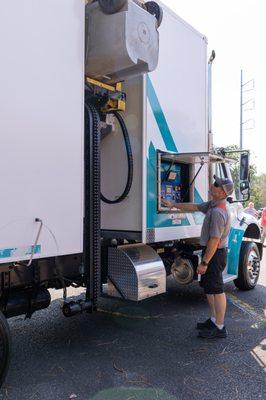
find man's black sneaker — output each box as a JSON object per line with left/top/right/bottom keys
{"left": 196, "top": 318, "right": 216, "bottom": 330}
{"left": 198, "top": 326, "right": 227, "bottom": 339}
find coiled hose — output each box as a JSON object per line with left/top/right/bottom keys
{"left": 101, "top": 110, "right": 134, "bottom": 204}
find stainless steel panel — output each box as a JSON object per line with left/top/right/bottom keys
{"left": 107, "top": 244, "right": 166, "bottom": 301}
{"left": 85, "top": 1, "right": 159, "bottom": 83}
{"left": 146, "top": 229, "right": 155, "bottom": 243}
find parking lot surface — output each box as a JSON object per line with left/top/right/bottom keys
{"left": 1, "top": 257, "right": 265, "bottom": 400}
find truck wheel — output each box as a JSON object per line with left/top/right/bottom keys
{"left": 0, "top": 311, "right": 11, "bottom": 388}
{"left": 234, "top": 242, "right": 261, "bottom": 290}
{"left": 98, "top": 0, "right": 127, "bottom": 14}
{"left": 145, "top": 1, "right": 163, "bottom": 27}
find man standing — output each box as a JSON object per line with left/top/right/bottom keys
{"left": 162, "top": 175, "right": 234, "bottom": 339}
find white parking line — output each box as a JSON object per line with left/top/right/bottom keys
{"left": 227, "top": 293, "right": 265, "bottom": 323}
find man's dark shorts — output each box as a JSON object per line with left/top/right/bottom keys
{"left": 200, "top": 248, "right": 228, "bottom": 294}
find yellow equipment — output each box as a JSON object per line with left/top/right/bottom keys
{"left": 85, "top": 77, "right": 126, "bottom": 112}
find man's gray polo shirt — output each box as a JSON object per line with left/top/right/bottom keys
{"left": 198, "top": 200, "right": 231, "bottom": 248}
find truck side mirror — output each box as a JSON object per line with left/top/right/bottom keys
{"left": 240, "top": 153, "right": 249, "bottom": 181}
{"left": 240, "top": 180, "right": 250, "bottom": 197}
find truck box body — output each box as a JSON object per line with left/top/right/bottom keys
{"left": 0, "top": 1, "right": 207, "bottom": 265}
{"left": 1, "top": 0, "right": 256, "bottom": 282}
{"left": 101, "top": 2, "right": 208, "bottom": 242}
{"left": 0, "top": 0, "right": 85, "bottom": 264}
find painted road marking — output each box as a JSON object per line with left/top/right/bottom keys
{"left": 227, "top": 293, "right": 265, "bottom": 325}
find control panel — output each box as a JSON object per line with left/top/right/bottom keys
{"left": 158, "top": 156, "right": 190, "bottom": 211}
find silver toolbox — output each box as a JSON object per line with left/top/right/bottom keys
{"left": 107, "top": 244, "right": 166, "bottom": 301}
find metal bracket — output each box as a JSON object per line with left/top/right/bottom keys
{"left": 26, "top": 218, "right": 43, "bottom": 267}
{"left": 85, "top": 78, "right": 126, "bottom": 112}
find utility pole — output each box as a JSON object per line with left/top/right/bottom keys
{"left": 240, "top": 70, "right": 255, "bottom": 150}
{"left": 239, "top": 70, "right": 255, "bottom": 199}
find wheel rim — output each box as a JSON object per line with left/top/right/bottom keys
{"left": 171, "top": 260, "right": 194, "bottom": 285}
{"left": 246, "top": 249, "right": 260, "bottom": 285}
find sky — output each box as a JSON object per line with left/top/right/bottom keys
{"left": 163, "top": 0, "right": 265, "bottom": 174}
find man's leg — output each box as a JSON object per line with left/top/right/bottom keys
{"left": 214, "top": 293, "right": 227, "bottom": 326}
{"left": 206, "top": 294, "right": 216, "bottom": 321}
{"left": 199, "top": 250, "right": 228, "bottom": 337}
{"left": 198, "top": 292, "right": 227, "bottom": 338}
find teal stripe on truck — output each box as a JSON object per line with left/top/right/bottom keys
{"left": 146, "top": 76, "right": 204, "bottom": 229}
{"left": 0, "top": 245, "right": 41, "bottom": 259}
{"left": 147, "top": 75, "right": 178, "bottom": 152}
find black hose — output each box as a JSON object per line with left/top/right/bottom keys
{"left": 101, "top": 110, "right": 134, "bottom": 204}
{"left": 84, "top": 104, "right": 101, "bottom": 308}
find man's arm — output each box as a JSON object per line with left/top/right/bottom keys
{"left": 202, "top": 237, "right": 220, "bottom": 264}
{"left": 197, "top": 237, "right": 220, "bottom": 275}
{"left": 161, "top": 200, "right": 199, "bottom": 213}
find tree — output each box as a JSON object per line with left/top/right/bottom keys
{"left": 252, "top": 173, "right": 266, "bottom": 209}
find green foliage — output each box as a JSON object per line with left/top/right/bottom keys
{"left": 251, "top": 173, "right": 266, "bottom": 209}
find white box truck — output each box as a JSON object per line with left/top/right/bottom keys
{"left": 0, "top": 0, "right": 262, "bottom": 386}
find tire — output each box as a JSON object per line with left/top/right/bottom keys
{"left": 0, "top": 311, "right": 11, "bottom": 388}
{"left": 234, "top": 242, "right": 261, "bottom": 290}
{"left": 98, "top": 0, "right": 127, "bottom": 14}
{"left": 145, "top": 1, "right": 163, "bottom": 27}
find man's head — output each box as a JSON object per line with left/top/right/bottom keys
{"left": 211, "top": 175, "right": 234, "bottom": 200}
{"left": 248, "top": 202, "right": 254, "bottom": 209}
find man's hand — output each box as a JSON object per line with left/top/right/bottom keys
{"left": 161, "top": 199, "right": 175, "bottom": 209}
{"left": 161, "top": 200, "right": 199, "bottom": 213}
{"left": 197, "top": 263, "right": 208, "bottom": 275}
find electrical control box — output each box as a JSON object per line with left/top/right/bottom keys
{"left": 158, "top": 152, "right": 191, "bottom": 212}
{"left": 160, "top": 162, "right": 190, "bottom": 203}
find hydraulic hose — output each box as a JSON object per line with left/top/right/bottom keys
{"left": 84, "top": 103, "right": 101, "bottom": 308}
{"left": 101, "top": 110, "right": 134, "bottom": 204}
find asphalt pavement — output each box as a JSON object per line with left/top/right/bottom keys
{"left": 1, "top": 256, "right": 265, "bottom": 400}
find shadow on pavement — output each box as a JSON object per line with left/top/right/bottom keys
{"left": 0, "top": 278, "right": 265, "bottom": 400}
